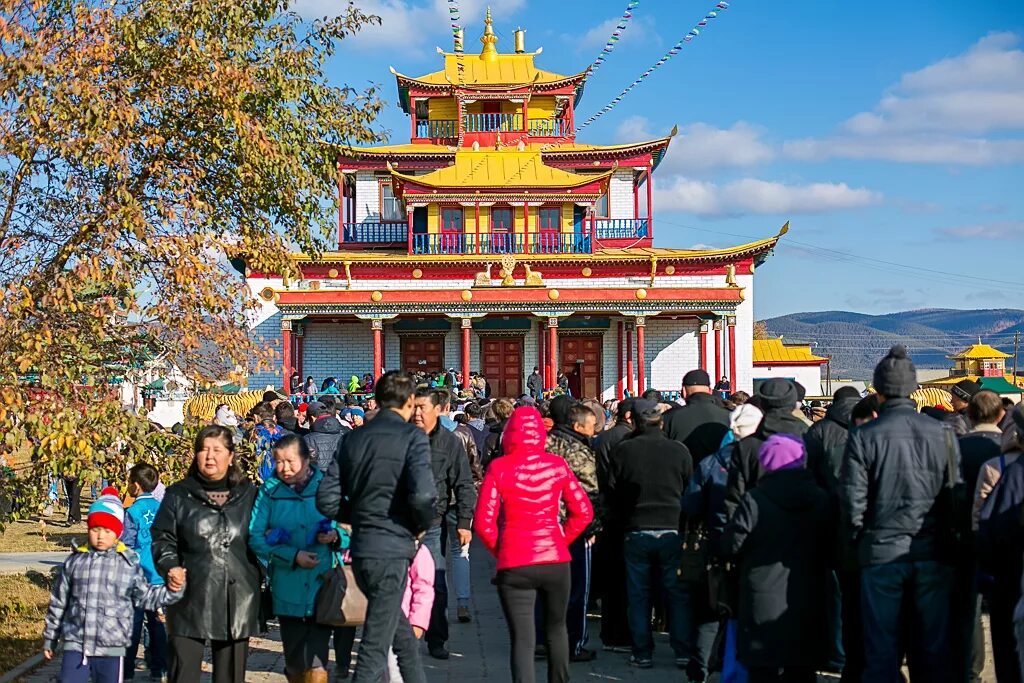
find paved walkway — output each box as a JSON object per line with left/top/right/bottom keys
{"left": 0, "top": 552, "right": 67, "bottom": 575}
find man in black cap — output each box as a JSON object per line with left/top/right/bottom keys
{"left": 606, "top": 399, "right": 694, "bottom": 671}
{"left": 724, "top": 377, "right": 808, "bottom": 519}
{"left": 662, "top": 369, "right": 731, "bottom": 464}
{"left": 947, "top": 379, "right": 981, "bottom": 436}
{"left": 839, "top": 346, "right": 959, "bottom": 682}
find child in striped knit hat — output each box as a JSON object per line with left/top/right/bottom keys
{"left": 42, "top": 487, "right": 186, "bottom": 682}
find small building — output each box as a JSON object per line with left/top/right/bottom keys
{"left": 921, "top": 341, "right": 1023, "bottom": 403}
{"left": 245, "top": 11, "right": 787, "bottom": 399}
{"left": 752, "top": 338, "right": 828, "bottom": 396}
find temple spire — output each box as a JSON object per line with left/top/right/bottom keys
{"left": 480, "top": 7, "right": 498, "bottom": 61}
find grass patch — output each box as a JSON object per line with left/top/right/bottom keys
{"left": 0, "top": 571, "right": 52, "bottom": 675}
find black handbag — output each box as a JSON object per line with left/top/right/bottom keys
{"left": 315, "top": 555, "right": 367, "bottom": 627}
{"left": 678, "top": 526, "right": 709, "bottom": 584}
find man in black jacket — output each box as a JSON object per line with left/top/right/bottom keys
{"left": 724, "top": 378, "right": 808, "bottom": 519}
{"left": 662, "top": 369, "right": 731, "bottom": 464}
{"left": 316, "top": 371, "right": 435, "bottom": 683}
{"left": 803, "top": 385, "right": 861, "bottom": 678}
{"left": 606, "top": 399, "right": 695, "bottom": 672}
{"left": 303, "top": 402, "right": 349, "bottom": 473}
{"left": 412, "top": 387, "right": 476, "bottom": 660}
{"left": 839, "top": 346, "right": 959, "bottom": 683}
{"left": 593, "top": 398, "right": 635, "bottom": 651}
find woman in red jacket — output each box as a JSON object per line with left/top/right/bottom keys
{"left": 474, "top": 406, "right": 594, "bottom": 683}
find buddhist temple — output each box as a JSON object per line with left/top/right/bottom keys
{"left": 921, "top": 341, "right": 1023, "bottom": 402}
{"left": 246, "top": 10, "right": 786, "bottom": 399}
{"left": 752, "top": 338, "right": 829, "bottom": 395}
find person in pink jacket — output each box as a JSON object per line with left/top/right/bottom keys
{"left": 384, "top": 541, "right": 435, "bottom": 683}
{"left": 474, "top": 406, "right": 594, "bottom": 683}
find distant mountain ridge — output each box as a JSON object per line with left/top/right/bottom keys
{"left": 763, "top": 308, "right": 1024, "bottom": 379}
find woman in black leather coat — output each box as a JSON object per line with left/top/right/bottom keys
{"left": 152, "top": 425, "right": 261, "bottom": 683}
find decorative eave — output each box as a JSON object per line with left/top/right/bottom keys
{"left": 386, "top": 156, "right": 617, "bottom": 191}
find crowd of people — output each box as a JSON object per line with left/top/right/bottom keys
{"left": 37, "top": 347, "right": 1024, "bottom": 683}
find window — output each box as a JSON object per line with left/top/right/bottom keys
{"left": 491, "top": 207, "right": 513, "bottom": 232}
{"left": 538, "top": 207, "right": 561, "bottom": 231}
{"left": 415, "top": 99, "right": 429, "bottom": 120}
{"left": 381, "top": 183, "right": 404, "bottom": 222}
{"left": 595, "top": 193, "right": 609, "bottom": 218}
{"left": 441, "top": 207, "right": 464, "bottom": 232}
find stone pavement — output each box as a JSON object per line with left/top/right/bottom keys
{"left": 0, "top": 552, "right": 66, "bottom": 575}
{"left": 16, "top": 541, "right": 990, "bottom": 682}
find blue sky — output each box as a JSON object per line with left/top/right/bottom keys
{"left": 297, "top": 0, "right": 1024, "bottom": 319}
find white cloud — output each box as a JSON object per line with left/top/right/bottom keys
{"left": 292, "top": 0, "right": 526, "bottom": 55}
{"left": 617, "top": 117, "right": 774, "bottom": 172}
{"left": 655, "top": 176, "right": 882, "bottom": 217}
{"left": 782, "top": 32, "right": 1024, "bottom": 165}
{"left": 937, "top": 220, "right": 1024, "bottom": 240}
{"left": 572, "top": 15, "right": 658, "bottom": 53}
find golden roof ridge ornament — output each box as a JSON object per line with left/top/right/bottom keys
{"left": 480, "top": 7, "right": 498, "bottom": 61}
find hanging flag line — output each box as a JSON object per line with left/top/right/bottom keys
{"left": 587, "top": 1, "right": 641, "bottom": 77}
{"left": 447, "top": 0, "right": 468, "bottom": 150}
{"left": 576, "top": 0, "right": 730, "bottom": 133}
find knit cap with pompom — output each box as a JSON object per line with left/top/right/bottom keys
{"left": 873, "top": 345, "right": 918, "bottom": 398}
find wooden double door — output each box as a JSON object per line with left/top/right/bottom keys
{"left": 480, "top": 337, "right": 523, "bottom": 399}
{"left": 560, "top": 335, "right": 602, "bottom": 399}
{"left": 401, "top": 336, "right": 444, "bottom": 375}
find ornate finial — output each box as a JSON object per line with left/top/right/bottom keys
{"left": 480, "top": 7, "right": 498, "bottom": 61}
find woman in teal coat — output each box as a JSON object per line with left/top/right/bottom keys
{"left": 249, "top": 434, "right": 345, "bottom": 683}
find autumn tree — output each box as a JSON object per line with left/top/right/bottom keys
{"left": 0, "top": 0, "right": 384, "bottom": 517}
{"left": 753, "top": 320, "right": 770, "bottom": 340}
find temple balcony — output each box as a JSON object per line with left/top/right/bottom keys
{"left": 411, "top": 115, "right": 573, "bottom": 144}
{"left": 594, "top": 218, "right": 649, "bottom": 240}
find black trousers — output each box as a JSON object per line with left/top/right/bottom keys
{"left": 597, "top": 531, "right": 631, "bottom": 648}
{"left": 168, "top": 636, "right": 248, "bottom": 683}
{"left": 748, "top": 666, "right": 817, "bottom": 683}
{"left": 838, "top": 568, "right": 863, "bottom": 683}
{"left": 535, "top": 537, "right": 591, "bottom": 655}
{"left": 333, "top": 626, "right": 357, "bottom": 677}
{"left": 351, "top": 557, "right": 426, "bottom": 683}
{"left": 279, "top": 616, "right": 331, "bottom": 675}
{"left": 64, "top": 476, "right": 81, "bottom": 524}
{"left": 497, "top": 562, "right": 571, "bottom": 683}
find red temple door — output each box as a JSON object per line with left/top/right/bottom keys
{"left": 481, "top": 337, "right": 523, "bottom": 398}
{"left": 559, "top": 336, "right": 602, "bottom": 399}
{"left": 401, "top": 337, "right": 444, "bottom": 375}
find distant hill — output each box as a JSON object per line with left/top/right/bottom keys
{"left": 763, "top": 309, "right": 1024, "bottom": 379}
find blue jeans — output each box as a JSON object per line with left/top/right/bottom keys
{"left": 624, "top": 530, "right": 687, "bottom": 659}
{"left": 443, "top": 508, "right": 471, "bottom": 607}
{"left": 861, "top": 560, "right": 954, "bottom": 683}
{"left": 59, "top": 651, "right": 122, "bottom": 683}
{"left": 422, "top": 525, "right": 449, "bottom": 648}
{"left": 127, "top": 608, "right": 168, "bottom": 677}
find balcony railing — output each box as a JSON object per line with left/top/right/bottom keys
{"left": 410, "top": 232, "right": 591, "bottom": 256}
{"left": 341, "top": 221, "right": 407, "bottom": 243}
{"left": 415, "top": 119, "right": 457, "bottom": 139}
{"left": 528, "top": 118, "right": 572, "bottom": 138}
{"left": 594, "top": 218, "right": 649, "bottom": 240}
{"left": 463, "top": 113, "right": 524, "bottom": 133}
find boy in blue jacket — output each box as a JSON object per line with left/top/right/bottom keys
{"left": 43, "top": 487, "right": 184, "bottom": 683}
{"left": 121, "top": 463, "right": 167, "bottom": 681}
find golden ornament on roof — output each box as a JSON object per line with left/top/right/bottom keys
{"left": 480, "top": 7, "right": 499, "bottom": 61}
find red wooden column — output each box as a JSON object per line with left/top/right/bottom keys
{"left": 537, "top": 322, "right": 546, "bottom": 389}
{"left": 337, "top": 172, "right": 345, "bottom": 246}
{"left": 475, "top": 202, "right": 481, "bottom": 254}
{"left": 636, "top": 316, "right": 647, "bottom": 395}
{"left": 633, "top": 175, "right": 640, "bottom": 219}
{"left": 461, "top": 318, "right": 472, "bottom": 389}
{"left": 371, "top": 319, "right": 383, "bottom": 381}
{"left": 590, "top": 207, "right": 597, "bottom": 253}
{"left": 616, "top": 320, "right": 624, "bottom": 400}
{"left": 295, "top": 324, "right": 304, "bottom": 380}
{"left": 406, "top": 207, "right": 414, "bottom": 254}
{"left": 646, "top": 167, "right": 654, "bottom": 237}
{"left": 547, "top": 318, "right": 558, "bottom": 391}
{"left": 626, "top": 324, "right": 634, "bottom": 397}
{"left": 281, "top": 320, "right": 293, "bottom": 395}
{"left": 713, "top": 319, "right": 723, "bottom": 384}
{"left": 727, "top": 316, "right": 738, "bottom": 391}
{"left": 699, "top": 321, "right": 709, "bottom": 372}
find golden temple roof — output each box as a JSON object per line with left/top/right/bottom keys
{"left": 388, "top": 151, "right": 613, "bottom": 189}
{"left": 342, "top": 136, "right": 674, "bottom": 158}
{"left": 394, "top": 55, "right": 584, "bottom": 89}
{"left": 752, "top": 338, "right": 828, "bottom": 365}
{"left": 949, "top": 343, "right": 1011, "bottom": 360}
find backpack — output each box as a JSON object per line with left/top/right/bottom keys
{"left": 977, "top": 456, "right": 1024, "bottom": 577}
{"left": 253, "top": 424, "right": 286, "bottom": 482}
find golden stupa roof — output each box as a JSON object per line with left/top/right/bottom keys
{"left": 389, "top": 150, "right": 613, "bottom": 189}
{"left": 949, "top": 343, "right": 1012, "bottom": 360}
